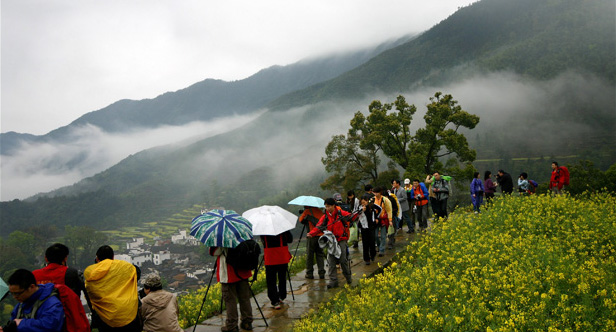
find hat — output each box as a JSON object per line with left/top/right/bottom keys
{"left": 333, "top": 193, "right": 343, "bottom": 202}
{"left": 404, "top": 178, "right": 410, "bottom": 185}
{"left": 143, "top": 273, "right": 162, "bottom": 288}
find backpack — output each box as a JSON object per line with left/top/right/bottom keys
{"left": 226, "top": 239, "right": 261, "bottom": 272}
{"left": 336, "top": 202, "right": 352, "bottom": 213}
{"left": 388, "top": 193, "right": 399, "bottom": 217}
{"left": 17, "top": 284, "right": 90, "bottom": 332}
{"left": 528, "top": 180, "right": 538, "bottom": 194}
{"left": 558, "top": 166, "right": 570, "bottom": 186}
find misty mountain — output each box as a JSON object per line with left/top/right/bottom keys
{"left": 268, "top": 0, "right": 615, "bottom": 110}
{"left": 1, "top": 34, "right": 413, "bottom": 156}
{"left": 2, "top": 0, "right": 614, "bottom": 235}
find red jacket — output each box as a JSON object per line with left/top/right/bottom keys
{"left": 308, "top": 207, "right": 351, "bottom": 241}
{"left": 261, "top": 231, "right": 293, "bottom": 266}
{"left": 210, "top": 247, "right": 252, "bottom": 283}
{"left": 299, "top": 207, "right": 324, "bottom": 231}
{"left": 550, "top": 169, "right": 565, "bottom": 190}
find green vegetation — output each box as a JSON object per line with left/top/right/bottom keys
{"left": 293, "top": 193, "right": 616, "bottom": 331}
{"left": 322, "top": 93, "right": 479, "bottom": 191}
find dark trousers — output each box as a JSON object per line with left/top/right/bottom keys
{"left": 415, "top": 204, "right": 429, "bottom": 229}
{"left": 360, "top": 227, "right": 376, "bottom": 262}
{"left": 221, "top": 280, "right": 252, "bottom": 331}
{"left": 432, "top": 198, "right": 448, "bottom": 220}
{"left": 306, "top": 236, "right": 325, "bottom": 277}
{"left": 93, "top": 313, "right": 141, "bottom": 332}
{"left": 265, "top": 264, "right": 288, "bottom": 305}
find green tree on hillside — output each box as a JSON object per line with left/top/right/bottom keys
{"left": 322, "top": 93, "right": 479, "bottom": 190}
{"left": 64, "top": 226, "right": 108, "bottom": 269}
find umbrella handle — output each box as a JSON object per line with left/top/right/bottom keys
{"left": 290, "top": 222, "right": 306, "bottom": 267}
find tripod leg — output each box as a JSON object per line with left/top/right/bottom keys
{"left": 286, "top": 265, "right": 295, "bottom": 301}
{"left": 250, "top": 256, "right": 264, "bottom": 288}
{"left": 192, "top": 261, "right": 216, "bottom": 332}
{"left": 290, "top": 223, "right": 306, "bottom": 267}
{"left": 248, "top": 284, "right": 269, "bottom": 327}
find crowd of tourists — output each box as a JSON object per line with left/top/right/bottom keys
{"left": 1, "top": 162, "right": 568, "bottom": 332}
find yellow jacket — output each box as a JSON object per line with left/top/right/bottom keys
{"left": 85, "top": 259, "right": 138, "bottom": 327}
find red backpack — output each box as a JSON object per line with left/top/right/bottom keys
{"left": 20, "top": 284, "right": 90, "bottom": 332}
{"left": 558, "top": 166, "right": 570, "bottom": 186}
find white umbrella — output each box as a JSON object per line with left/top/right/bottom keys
{"left": 242, "top": 205, "right": 298, "bottom": 236}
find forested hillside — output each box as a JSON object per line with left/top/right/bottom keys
{"left": 1, "top": 0, "right": 614, "bottom": 239}
{"left": 269, "top": 0, "right": 615, "bottom": 110}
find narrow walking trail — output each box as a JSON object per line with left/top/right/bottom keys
{"left": 190, "top": 228, "right": 425, "bottom": 332}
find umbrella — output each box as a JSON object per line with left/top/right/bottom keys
{"left": 242, "top": 205, "right": 298, "bottom": 236}
{"left": 288, "top": 195, "right": 325, "bottom": 208}
{"left": 0, "top": 277, "right": 8, "bottom": 301}
{"left": 190, "top": 209, "right": 253, "bottom": 248}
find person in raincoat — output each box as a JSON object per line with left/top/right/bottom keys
{"left": 140, "top": 274, "right": 183, "bottom": 332}
{"left": 470, "top": 172, "right": 485, "bottom": 213}
{"left": 84, "top": 245, "right": 141, "bottom": 332}
{"left": 3, "top": 269, "right": 64, "bottom": 332}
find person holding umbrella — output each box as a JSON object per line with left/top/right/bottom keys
{"left": 260, "top": 231, "right": 293, "bottom": 309}
{"left": 191, "top": 209, "right": 257, "bottom": 332}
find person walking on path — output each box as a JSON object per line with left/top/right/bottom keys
{"left": 431, "top": 172, "right": 450, "bottom": 220}
{"left": 209, "top": 246, "right": 253, "bottom": 332}
{"left": 298, "top": 206, "right": 326, "bottom": 280}
{"left": 346, "top": 190, "right": 361, "bottom": 249}
{"left": 261, "top": 230, "right": 293, "bottom": 309}
{"left": 403, "top": 179, "right": 416, "bottom": 233}
{"left": 372, "top": 187, "right": 393, "bottom": 256}
{"left": 140, "top": 274, "right": 183, "bottom": 332}
{"left": 497, "top": 170, "right": 514, "bottom": 195}
{"left": 307, "top": 198, "right": 353, "bottom": 288}
{"left": 470, "top": 172, "right": 485, "bottom": 214}
{"left": 392, "top": 179, "right": 411, "bottom": 233}
{"left": 409, "top": 180, "right": 430, "bottom": 231}
{"left": 484, "top": 171, "right": 496, "bottom": 206}
{"left": 358, "top": 194, "right": 380, "bottom": 265}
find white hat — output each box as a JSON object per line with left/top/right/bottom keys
{"left": 404, "top": 178, "right": 410, "bottom": 184}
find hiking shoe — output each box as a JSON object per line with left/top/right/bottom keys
{"left": 273, "top": 302, "right": 282, "bottom": 309}
{"left": 327, "top": 283, "right": 339, "bottom": 289}
{"left": 221, "top": 327, "right": 239, "bottom": 332}
{"left": 319, "top": 275, "right": 325, "bottom": 279}
{"left": 305, "top": 274, "right": 314, "bottom": 279}
{"left": 240, "top": 321, "right": 253, "bottom": 330}
{"left": 378, "top": 253, "right": 384, "bottom": 257}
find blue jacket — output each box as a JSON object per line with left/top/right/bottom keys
{"left": 470, "top": 178, "right": 484, "bottom": 195}
{"left": 409, "top": 183, "right": 430, "bottom": 203}
{"left": 11, "top": 283, "right": 64, "bottom": 332}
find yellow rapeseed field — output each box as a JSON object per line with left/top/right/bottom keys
{"left": 293, "top": 193, "right": 616, "bottom": 331}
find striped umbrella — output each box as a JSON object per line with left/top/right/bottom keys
{"left": 190, "top": 209, "right": 253, "bottom": 248}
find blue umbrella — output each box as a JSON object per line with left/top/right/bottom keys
{"left": 288, "top": 195, "right": 325, "bottom": 208}
{"left": 0, "top": 277, "right": 8, "bottom": 302}
{"left": 190, "top": 209, "right": 253, "bottom": 248}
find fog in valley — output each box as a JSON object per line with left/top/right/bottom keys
{"left": 2, "top": 70, "right": 613, "bottom": 203}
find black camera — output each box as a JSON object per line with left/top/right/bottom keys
{"left": 298, "top": 209, "right": 304, "bottom": 214}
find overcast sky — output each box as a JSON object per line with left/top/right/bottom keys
{"left": 1, "top": 0, "right": 473, "bottom": 135}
